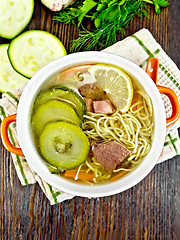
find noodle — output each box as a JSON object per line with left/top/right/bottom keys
{"left": 78, "top": 89, "right": 154, "bottom": 183}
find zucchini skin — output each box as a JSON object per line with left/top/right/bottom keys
{"left": 7, "top": 44, "right": 29, "bottom": 78}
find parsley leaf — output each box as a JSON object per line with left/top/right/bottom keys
{"left": 153, "top": 0, "right": 169, "bottom": 14}
{"left": 77, "top": 0, "right": 98, "bottom": 26}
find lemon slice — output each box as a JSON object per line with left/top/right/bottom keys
{"left": 88, "top": 64, "right": 133, "bottom": 113}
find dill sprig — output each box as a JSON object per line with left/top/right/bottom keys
{"left": 53, "top": 0, "right": 169, "bottom": 52}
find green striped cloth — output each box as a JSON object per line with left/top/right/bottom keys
{"left": 0, "top": 29, "right": 179, "bottom": 204}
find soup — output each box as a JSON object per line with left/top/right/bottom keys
{"left": 31, "top": 63, "right": 154, "bottom": 184}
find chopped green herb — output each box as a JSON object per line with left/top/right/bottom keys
{"left": 53, "top": 0, "right": 169, "bottom": 51}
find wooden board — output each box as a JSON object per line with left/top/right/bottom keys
{"left": 0, "top": 0, "right": 180, "bottom": 239}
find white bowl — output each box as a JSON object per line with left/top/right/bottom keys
{"left": 16, "top": 52, "right": 166, "bottom": 197}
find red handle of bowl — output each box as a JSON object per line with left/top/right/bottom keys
{"left": 146, "top": 57, "right": 159, "bottom": 84}
{"left": 146, "top": 58, "right": 180, "bottom": 127}
{"left": 1, "top": 113, "right": 24, "bottom": 157}
{"left": 157, "top": 85, "right": 180, "bottom": 127}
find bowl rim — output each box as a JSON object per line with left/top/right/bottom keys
{"left": 17, "top": 51, "right": 166, "bottom": 197}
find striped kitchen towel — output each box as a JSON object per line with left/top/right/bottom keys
{"left": 0, "top": 28, "right": 180, "bottom": 204}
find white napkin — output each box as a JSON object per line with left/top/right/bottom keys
{"left": 0, "top": 29, "right": 180, "bottom": 204}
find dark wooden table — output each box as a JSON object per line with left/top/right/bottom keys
{"left": 0, "top": 1, "right": 180, "bottom": 239}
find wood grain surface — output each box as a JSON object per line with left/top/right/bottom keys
{"left": 0, "top": 0, "right": 180, "bottom": 239}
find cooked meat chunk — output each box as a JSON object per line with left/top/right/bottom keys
{"left": 84, "top": 97, "right": 93, "bottom": 112}
{"left": 92, "top": 141, "right": 130, "bottom": 171}
{"left": 93, "top": 100, "right": 113, "bottom": 114}
{"left": 79, "top": 84, "right": 107, "bottom": 100}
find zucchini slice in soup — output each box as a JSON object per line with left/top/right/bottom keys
{"left": 32, "top": 100, "right": 82, "bottom": 136}
{"left": 39, "top": 121, "right": 90, "bottom": 170}
{"left": 34, "top": 86, "right": 86, "bottom": 117}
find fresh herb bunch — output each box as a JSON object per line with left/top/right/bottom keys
{"left": 53, "top": 0, "right": 169, "bottom": 52}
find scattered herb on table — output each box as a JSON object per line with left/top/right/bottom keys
{"left": 53, "top": 0, "right": 170, "bottom": 52}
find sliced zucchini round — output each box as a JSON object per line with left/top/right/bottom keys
{"left": 8, "top": 30, "right": 67, "bottom": 78}
{"left": 0, "top": 0, "right": 34, "bottom": 39}
{"left": 34, "top": 86, "right": 86, "bottom": 117}
{"left": 33, "top": 88, "right": 67, "bottom": 111}
{"left": 0, "top": 44, "right": 28, "bottom": 92}
{"left": 31, "top": 100, "right": 81, "bottom": 136}
{"left": 55, "top": 86, "right": 86, "bottom": 117}
{"left": 39, "top": 121, "right": 90, "bottom": 170}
